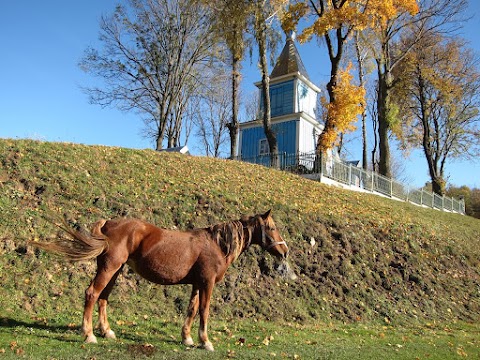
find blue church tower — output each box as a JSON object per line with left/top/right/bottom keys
{"left": 238, "top": 32, "right": 323, "bottom": 166}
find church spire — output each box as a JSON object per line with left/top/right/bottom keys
{"left": 270, "top": 31, "right": 310, "bottom": 80}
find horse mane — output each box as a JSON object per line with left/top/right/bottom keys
{"left": 209, "top": 218, "right": 254, "bottom": 260}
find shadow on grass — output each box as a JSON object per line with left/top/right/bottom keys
{"left": 0, "top": 317, "right": 183, "bottom": 347}
{"left": 0, "top": 317, "right": 81, "bottom": 344}
{"left": 0, "top": 317, "right": 75, "bottom": 333}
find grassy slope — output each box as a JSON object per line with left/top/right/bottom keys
{"left": 0, "top": 139, "right": 479, "bottom": 331}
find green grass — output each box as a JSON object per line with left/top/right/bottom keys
{"left": 1, "top": 316, "right": 478, "bottom": 359}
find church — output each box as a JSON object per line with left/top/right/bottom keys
{"left": 237, "top": 32, "right": 323, "bottom": 168}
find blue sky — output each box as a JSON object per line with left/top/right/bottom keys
{"left": 1, "top": 1, "right": 479, "bottom": 188}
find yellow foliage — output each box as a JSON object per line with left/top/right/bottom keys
{"left": 319, "top": 63, "right": 366, "bottom": 151}
{"left": 281, "top": 2, "right": 309, "bottom": 33}
{"left": 282, "top": 0, "right": 418, "bottom": 151}
{"left": 285, "top": 0, "right": 419, "bottom": 41}
{"left": 363, "top": 0, "right": 419, "bottom": 28}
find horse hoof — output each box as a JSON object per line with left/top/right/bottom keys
{"left": 104, "top": 329, "right": 116, "bottom": 339}
{"left": 183, "top": 337, "right": 194, "bottom": 346}
{"left": 84, "top": 334, "right": 98, "bottom": 344}
{"left": 203, "top": 341, "right": 214, "bottom": 351}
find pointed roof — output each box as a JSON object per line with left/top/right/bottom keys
{"left": 270, "top": 31, "right": 310, "bottom": 80}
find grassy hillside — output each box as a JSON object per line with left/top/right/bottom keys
{"left": 1, "top": 139, "right": 479, "bottom": 331}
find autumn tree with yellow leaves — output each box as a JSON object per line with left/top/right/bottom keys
{"left": 392, "top": 33, "right": 480, "bottom": 195}
{"left": 282, "top": 0, "right": 418, "bottom": 157}
{"left": 365, "top": 0, "right": 468, "bottom": 177}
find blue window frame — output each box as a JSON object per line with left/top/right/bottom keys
{"left": 259, "top": 138, "right": 270, "bottom": 155}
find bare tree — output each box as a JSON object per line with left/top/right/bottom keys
{"left": 193, "top": 72, "right": 231, "bottom": 157}
{"left": 79, "top": 0, "right": 216, "bottom": 150}
{"left": 243, "top": 90, "right": 260, "bottom": 125}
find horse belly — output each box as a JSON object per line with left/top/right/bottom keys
{"left": 128, "top": 245, "right": 197, "bottom": 285}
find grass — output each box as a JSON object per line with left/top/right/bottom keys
{"left": 1, "top": 315, "right": 478, "bottom": 359}
{"left": 0, "top": 139, "right": 480, "bottom": 358}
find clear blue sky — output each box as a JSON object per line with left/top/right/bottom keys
{"left": 1, "top": 1, "right": 479, "bottom": 189}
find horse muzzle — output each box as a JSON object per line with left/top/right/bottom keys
{"left": 266, "top": 240, "right": 289, "bottom": 259}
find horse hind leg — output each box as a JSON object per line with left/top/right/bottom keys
{"left": 82, "top": 281, "right": 100, "bottom": 343}
{"left": 98, "top": 266, "right": 123, "bottom": 340}
{"left": 82, "top": 259, "right": 124, "bottom": 343}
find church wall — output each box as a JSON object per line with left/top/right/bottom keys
{"left": 298, "top": 118, "right": 320, "bottom": 154}
{"left": 239, "top": 120, "right": 297, "bottom": 159}
{"left": 296, "top": 79, "right": 317, "bottom": 119}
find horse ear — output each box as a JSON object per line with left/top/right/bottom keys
{"left": 262, "top": 209, "right": 272, "bottom": 219}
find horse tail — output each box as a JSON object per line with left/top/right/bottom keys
{"left": 30, "top": 219, "right": 109, "bottom": 262}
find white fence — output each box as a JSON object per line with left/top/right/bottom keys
{"left": 238, "top": 151, "right": 465, "bottom": 215}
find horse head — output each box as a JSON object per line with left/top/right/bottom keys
{"left": 250, "top": 210, "right": 289, "bottom": 259}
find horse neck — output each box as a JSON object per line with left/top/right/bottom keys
{"left": 207, "top": 220, "right": 253, "bottom": 261}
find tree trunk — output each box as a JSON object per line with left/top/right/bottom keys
{"left": 417, "top": 66, "right": 446, "bottom": 196}
{"left": 156, "top": 136, "right": 163, "bottom": 151}
{"left": 431, "top": 175, "right": 446, "bottom": 196}
{"left": 156, "top": 113, "right": 167, "bottom": 151}
{"left": 377, "top": 69, "right": 392, "bottom": 178}
{"left": 228, "top": 56, "right": 241, "bottom": 159}
{"left": 355, "top": 33, "right": 368, "bottom": 171}
{"left": 425, "top": 145, "right": 446, "bottom": 195}
{"left": 257, "top": 14, "right": 278, "bottom": 168}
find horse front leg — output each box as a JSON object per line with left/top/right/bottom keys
{"left": 181, "top": 285, "right": 199, "bottom": 346}
{"left": 198, "top": 281, "right": 215, "bottom": 351}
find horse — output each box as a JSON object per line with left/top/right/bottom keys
{"left": 31, "top": 210, "right": 289, "bottom": 351}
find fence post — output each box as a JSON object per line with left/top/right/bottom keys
{"left": 348, "top": 164, "right": 352, "bottom": 186}
{"left": 317, "top": 151, "right": 323, "bottom": 180}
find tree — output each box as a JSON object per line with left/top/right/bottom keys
{"left": 193, "top": 72, "right": 230, "bottom": 157}
{"left": 79, "top": 0, "right": 216, "bottom": 150}
{"left": 202, "top": 0, "right": 252, "bottom": 159}
{"left": 282, "top": 0, "right": 417, "bottom": 154}
{"left": 354, "top": 31, "right": 369, "bottom": 171}
{"left": 367, "top": 2, "right": 418, "bottom": 177}
{"left": 365, "top": 0, "right": 467, "bottom": 177}
{"left": 253, "top": 0, "right": 286, "bottom": 168}
{"left": 393, "top": 34, "right": 480, "bottom": 195}
{"left": 446, "top": 185, "right": 480, "bottom": 219}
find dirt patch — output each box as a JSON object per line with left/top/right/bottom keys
{"left": 127, "top": 343, "right": 156, "bottom": 357}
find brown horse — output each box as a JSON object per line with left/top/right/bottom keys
{"left": 32, "top": 210, "right": 288, "bottom": 351}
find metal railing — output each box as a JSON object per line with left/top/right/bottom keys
{"left": 237, "top": 151, "right": 465, "bottom": 214}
